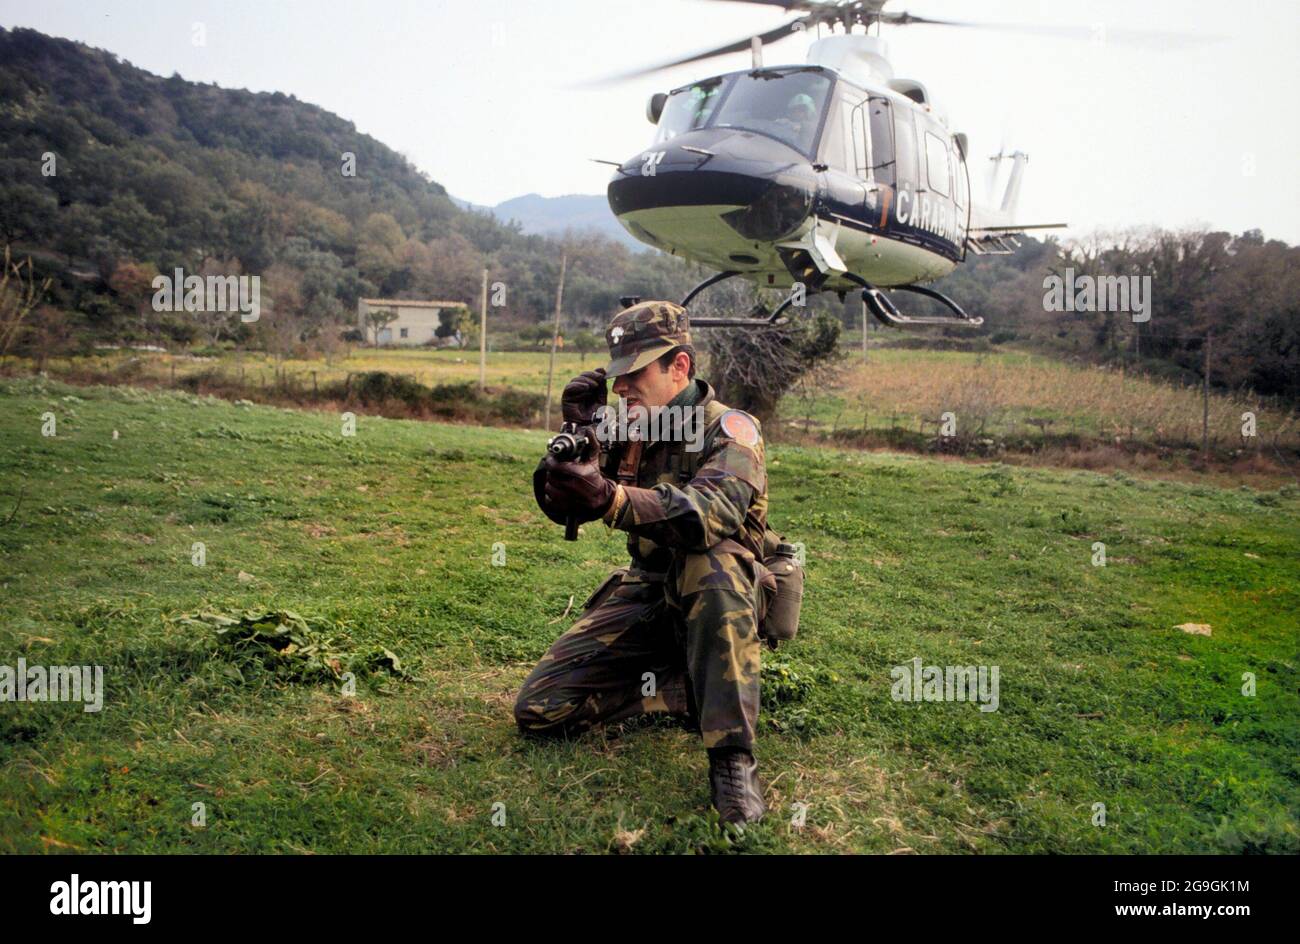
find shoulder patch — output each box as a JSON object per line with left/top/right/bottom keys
{"left": 719, "top": 410, "right": 760, "bottom": 447}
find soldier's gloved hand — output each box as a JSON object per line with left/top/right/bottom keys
{"left": 543, "top": 453, "right": 616, "bottom": 522}
{"left": 561, "top": 368, "right": 607, "bottom": 425}
{"left": 532, "top": 457, "right": 569, "bottom": 526}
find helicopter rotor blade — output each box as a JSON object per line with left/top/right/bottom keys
{"left": 697, "top": 0, "right": 816, "bottom": 7}
{"left": 586, "top": 0, "right": 887, "bottom": 85}
{"left": 579, "top": 1, "right": 1214, "bottom": 87}
{"left": 877, "top": 10, "right": 1211, "bottom": 46}
{"left": 706, "top": 1, "right": 1212, "bottom": 46}
{"left": 697, "top": 0, "right": 864, "bottom": 11}
{"left": 588, "top": 18, "right": 809, "bottom": 84}
{"left": 699, "top": 0, "right": 894, "bottom": 15}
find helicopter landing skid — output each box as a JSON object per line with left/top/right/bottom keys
{"left": 844, "top": 274, "right": 985, "bottom": 328}
{"left": 677, "top": 270, "right": 802, "bottom": 328}
{"left": 670, "top": 270, "right": 983, "bottom": 329}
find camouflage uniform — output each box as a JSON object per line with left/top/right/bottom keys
{"left": 516, "top": 302, "right": 776, "bottom": 752}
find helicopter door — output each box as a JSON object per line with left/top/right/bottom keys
{"left": 863, "top": 96, "right": 895, "bottom": 224}
{"left": 866, "top": 96, "right": 896, "bottom": 188}
{"left": 892, "top": 107, "right": 919, "bottom": 228}
{"left": 847, "top": 97, "right": 894, "bottom": 215}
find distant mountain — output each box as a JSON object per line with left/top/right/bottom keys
{"left": 0, "top": 25, "right": 680, "bottom": 330}
{"left": 451, "top": 192, "right": 644, "bottom": 251}
{"left": 0, "top": 26, "right": 468, "bottom": 281}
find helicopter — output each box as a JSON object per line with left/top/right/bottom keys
{"left": 603, "top": 0, "right": 1068, "bottom": 327}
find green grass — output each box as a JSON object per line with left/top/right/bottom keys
{"left": 51, "top": 346, "right": 608, "bottom": 397}
{"left": 40, "top": 344, "right": 1300, "bottom": 460}
{"left": 1, "top": 376, "right": 1297, "bottom": 853}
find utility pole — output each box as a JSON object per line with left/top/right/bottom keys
{"left": 1201, "top": 332, "right": 1211, "bottom": 456}
{"left": 862, "top": 299, "right": 869, "bottom": 363}
{"left": 478, "top": 267, "right": 488, "bottom": 394}
{"left": 543, "top": 253, "right": 568, "bottom": 431}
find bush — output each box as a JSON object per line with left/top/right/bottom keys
{"left": 324, "top": 372, "right": 545, "bottom": 424}
{"left": 161, "top": 317, "right": 198, "bottom": 344}
{"left": 350, "top": 370, "right": 428, "bottom": 406}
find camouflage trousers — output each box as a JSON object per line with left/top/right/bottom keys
{"left": 514, "top": 538, "right": 774, "bottom": 752}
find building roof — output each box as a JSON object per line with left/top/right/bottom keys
{"left": 359, "top": 298, "right": 467, "bottom": 309}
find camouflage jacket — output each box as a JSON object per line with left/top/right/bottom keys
{"left": 598, "top": 379, "right": 768, "bottom": 575}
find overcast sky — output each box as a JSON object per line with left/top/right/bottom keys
{"left": 3, "top": 0, "right": 1297, "bottom": 243}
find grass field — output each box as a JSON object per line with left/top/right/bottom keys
{"left": 792, "top": 348, "right": 1300, "bottom": 451}
{"left": 56, "top": 346, "right": 607, "bottom": 397}
{"left": 1, "top": 376, "right": 1297, "bottom": 853}
{"left": 38, "top": 345, "right": 1300, "bottom": 461}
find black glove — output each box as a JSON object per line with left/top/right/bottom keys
{"left": 561, "top": 368, "right": 607, "bottom": 425}
{"left": 542, "top": 453, "right": 616, "bottom": 523}
{"left": 533, "top": 458, "right": 568, "bottom": 526}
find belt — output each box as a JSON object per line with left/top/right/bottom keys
{"left": 625, "top": 537, "right": 755, "bottom": 584}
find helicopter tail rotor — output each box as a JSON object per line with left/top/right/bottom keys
{"left": 994, "top": 150, "right": 1029, "bottom": 216}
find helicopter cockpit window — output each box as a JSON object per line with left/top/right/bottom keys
{"left": 819, "top": 85, "right": 862, "bottom": 173}
{"left": 654, "top": 80, "right": 727, "bottom": 144}
{"left": 708, "top": 71, "right": 832, "bottom": 157}
{"left": 851, "top": 105, "right": 869, "bottom": 177}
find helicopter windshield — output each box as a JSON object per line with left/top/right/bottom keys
{"left": 654, "top": 70, "right": 833, "bottom": 157}
{"left": 654, "top": 79, "right": 727, "bottom": 144}
{"left": 710, "top": 71, "right": 832, "bottom": 156}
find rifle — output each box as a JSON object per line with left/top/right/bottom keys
{"left": 546, "top": 422, "right": 599, "bottom": 541}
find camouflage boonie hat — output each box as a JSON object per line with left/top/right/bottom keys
{"left": 602, "top": 300, "right": 692, "bottom": 377}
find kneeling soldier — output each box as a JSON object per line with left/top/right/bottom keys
{"left": 517, "top": 300, "right": 776, "bottom": 825}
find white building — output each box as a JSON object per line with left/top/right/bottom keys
{"left": 356, "top": 298, "right": 468, "bottom": 346}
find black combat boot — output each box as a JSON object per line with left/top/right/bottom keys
{"left": 707, "top": 747, "right": 765, "bottom": 825}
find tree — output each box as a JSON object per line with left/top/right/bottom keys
{"left": 0, "top": 184, "right": 58, "bottom": 243}
{"left": 696, "top": 280, "right": 844, "bottom": 424}
{"left": 365, "top": 307, "right": 398, "bottom": 346}
{"left": 357, "top": 213, "right": 406, "bottom": 286}
{"left": 0, "top": 246, "right": 53, "bottom": 362}
{"left": 108, "top": 259, "right": 160, "bottom": 340}
{"left": 24, "top": 304, "right": 72, "bottom": 371}
{"left": 53, "top": 204, "right": 103, "bottom": 267}
{"left": 434, "top": 305, "right": 472, "bottom": 348}
{"left": 261, "top": 262, "right": 305, "bottom": 370}
{"left": 194, "top": 255, "right": 244, "bottom": 345}
{"left": 570, "top": 329, "right": 601, "bottom": 365}
{"left": 425, "top": 231, "right": 483, "bottom": 301}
